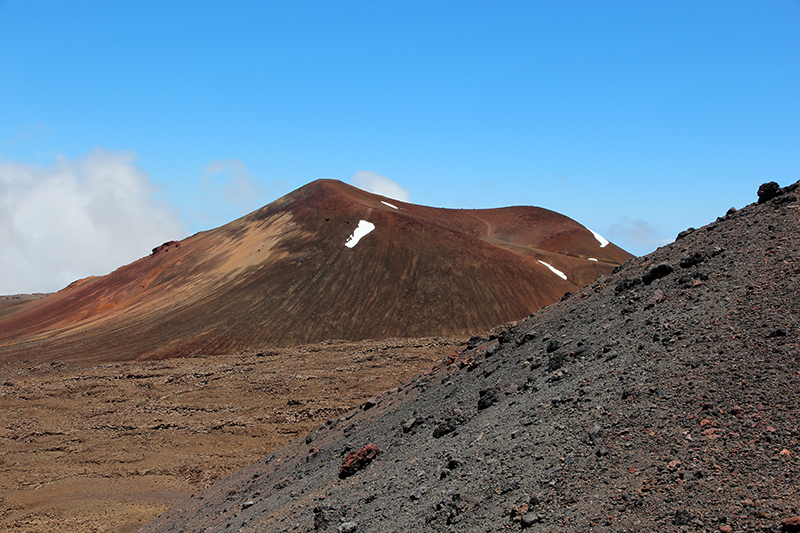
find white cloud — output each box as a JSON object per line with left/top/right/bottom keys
{"left": 350, "top": 170, "right": 410, "bottom": 202}
{"left": 606, "top": 218, "right": 672, "bottom": 257}
{"left": 202, "top": 159, "right": 264, "bottom": 210}
{"left": 188, "top": 158, "right": 277, "bottom": 231}
{"left": 0, "top": 148, "right": 186, "bottom": 294}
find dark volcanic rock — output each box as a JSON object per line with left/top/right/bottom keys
{"left": 138, "top": 179, "right": 800, "bottom": 533}
{"left": 642, "top": 262, "right": 674, "bottom": 284}
{"left": 432, "top": 415, "right": 463, "bottom": 438}
{"left": 477, "top": 386, "right": 501, "bottom": 410}
{"left": 679, "top": 250, "right": 706, "bottom": 268}
{"left": 757, "top": 181, "right": 781, "bottom": 203}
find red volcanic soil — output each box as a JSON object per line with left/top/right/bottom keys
{"left": 0, "top": 180, "right": 631, "bottom": 363}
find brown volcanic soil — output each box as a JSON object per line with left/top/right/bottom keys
{"left": 0, "top": 337, "right": 464, "bottom": 532}
{"left": 137, "top": 181, "right": 800, "bottom": 532}
{"left": 0, "top": 179, "right": 631, "bottom": 364}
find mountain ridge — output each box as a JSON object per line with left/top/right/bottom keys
{"left": 0, "top": 179, "right": 631, "bottom": 363}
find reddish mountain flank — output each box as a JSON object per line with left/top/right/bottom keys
{"left": 0, "top": 179, "right": 631, "bottom": 363}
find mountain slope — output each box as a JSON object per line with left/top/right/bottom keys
{"left": 0, "top": 179, "right": 631, "bottom": 363}
{"left": 137, "top": 181, "right": 800, "bottom": 532}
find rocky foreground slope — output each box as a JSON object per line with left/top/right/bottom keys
{"left": 138, "top": 181, "right": 800, "bottom": 533}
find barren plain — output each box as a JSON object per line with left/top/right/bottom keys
{"left": 0, "top": 337, "right": 464, "bottom": 532}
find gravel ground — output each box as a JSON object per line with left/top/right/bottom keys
{"left": 138, "top": 181, "right": 800, "bottom": 533}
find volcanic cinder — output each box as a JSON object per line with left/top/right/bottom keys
{"left": 0, "top": 179, "right": 631, "bottom": 364}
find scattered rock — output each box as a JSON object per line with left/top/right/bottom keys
{"left": 402, "top": 417, "right": 418, "bottom": 434}
{"left": 674, "top": 509, "right": 693, "bottom": 525}
{"left": 520, "top": 513, "right": 542, "bottom": 528}
{"left": 409, "top": 487, "right": 426, "bottom": 500}
{"left": 313, "top": 505, "right": 339, "bottom": 530}
{"left": 433, "top": 417, "right": 459, "bottom": 438}
{"left": 615, "top": 277, "right": 642, "bottom": 292}
{"left": 680, "top": 251, "right": 706, "bottom": 268}
{"left": 306, "top": 447, "right": 320, "bottom": 462}
{"left": 477, "top": 386, "right": 501, "bottom": 410}
{"left": 644, "top": 288, "right": 666, "bottom": 308}
{"left": 518, "top": 330, "right": 537, "bottom": 346}
{"left": 338, "top": 444, "right": 381, "bottom": 479}
{"left": 338, "top": 522, "right": 358, "bottom": 533}
{"left": 362, "top": 395, "right": 380, "bottom": 410}
{"left": 772, "top": 193, "right": 797, "bottom": 206}
{"left": 467, "top": 335, "right": 490, "bottom": 349}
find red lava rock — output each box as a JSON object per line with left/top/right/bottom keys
{"left": 783, "top": 516, "right": 800, "bottom": 532}
{"left": 719, "top": 525, "right": 733, "bottom": 533}
{"left": 730, "top": 405, "right": 744, "bottom": 416}
{"left": 339, "top": 444, "right": 381, "bottom": 479}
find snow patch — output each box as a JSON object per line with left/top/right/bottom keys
{"left": 344, "top": 220, "right": 376, "bottom": 248}
{"left": 588, "top": 257, "right": 598, "bottom": 262}
{"left": 588, "top": 228, "right": 609, "bottom": 248}
{"left": 537, "top": 260, "right": 567, "bottom": 281}
{"left": 381, "top": 201, "right": 399, "bottom": 210}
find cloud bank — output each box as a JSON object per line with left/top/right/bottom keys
{"left": 0, "top": 148, "right": 186, "bottom": 294}
{"left": 350, "top": 170, "right": 410, "bottom": 202}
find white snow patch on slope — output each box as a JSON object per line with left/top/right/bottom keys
{"left": 537, "top": 260, "right": 568, "bottom": 280}
{"left": 588, "top": 257, "right": 598, "bottom": 262}
{"left": 345, "top": 220, "right": 376, "bottom": 248}
{"left": 381, "top": 201, "right": 399, "bottom": 210}
{"left": 588, "top": 228, "right": 609, "bottom": 248}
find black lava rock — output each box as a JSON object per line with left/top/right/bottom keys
{"left": 758, "top": 181, "right": 781, "bottom": 203}
{"left": 642, "top": 263, "right": 674, "bottom": 285}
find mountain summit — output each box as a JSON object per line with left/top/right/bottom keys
{"left": 0, "top": 179, "right": 631, "bottom": 363}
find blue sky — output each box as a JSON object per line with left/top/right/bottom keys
{"left": 1, "top": 1, "right": 799, "bottom": 294}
